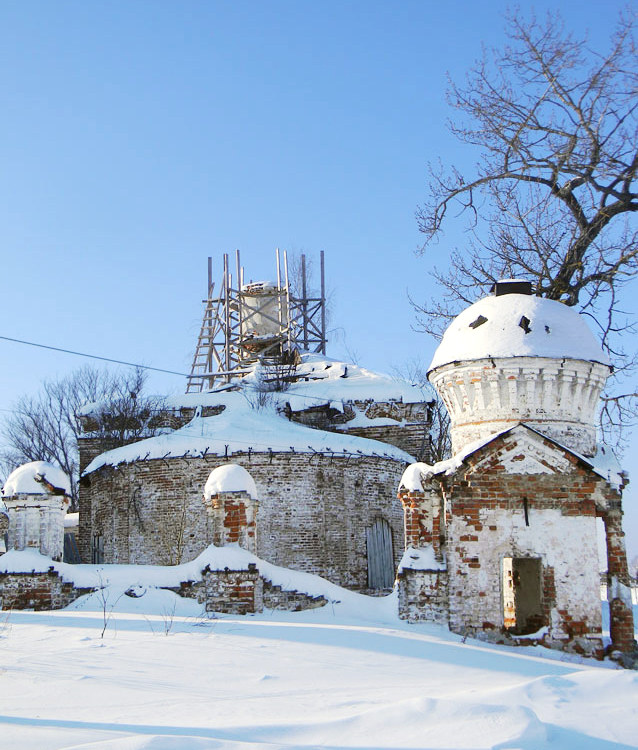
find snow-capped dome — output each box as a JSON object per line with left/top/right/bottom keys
{"left": 3, "top": 461, "right": 71, "bottom": 497}
{"left": 204, "top": 464, "right": 258, "bottom": 500}
{"left": 428, "top": 293, "right": 610, "bottom": 372}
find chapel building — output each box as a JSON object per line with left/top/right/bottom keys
{"left": 397, "top": 280, "right": 636, "bottom": 658}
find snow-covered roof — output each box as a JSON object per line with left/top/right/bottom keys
{"left": 83, "top": 390, "right": 414, "bottom": 474}
{"left": 204, "top": 464, "right": 259, "bottom": 499}
{"left": 77, "top": 354, "right": 426, "bottom": 427}
{"left": 3, "top": 461, "right": 71, "bottom": 497}
{"left": 275, "top": 354, "right": 426, "bottom": 410}
{"left": 399, "top": 425, "right": 625, "bottom": 490}
{"left": 429, "top": 293, "right": 610, "bottom": 372}
{"left": 153, "top": 354, "right": 426, "bottom": 416}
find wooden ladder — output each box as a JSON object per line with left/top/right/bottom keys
{"left": 186, "top": 294, "right": 218, "bottom": 393}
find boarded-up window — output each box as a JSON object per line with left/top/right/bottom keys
{"left": 366, "top": 518, "right": 394, "bottom": 589}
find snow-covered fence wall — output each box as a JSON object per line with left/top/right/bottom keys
{"left": 0, "top": 570, "right": 93, "bottom": 611}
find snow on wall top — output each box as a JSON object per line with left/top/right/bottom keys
{"left": 83, "top": 390, "right": 414, "bottom": 475}
{"left": 397, "top": 546, "right": 446, "bottom": 572}
{"left": 152, "top": 354, "right": 426, "bottom": 416}
{"left": 0, "top": 544, "right": 350, "bottom": 603}
{"left": 280, "top": 354, "right": 425, "bottom": 410}
{"left": 204, "top": 464, "right": 259, "bottom": 499}
{"left": 428, "top": 293, "right": 610, "bottom": 372}
{"left": 3, "top": 461, "right": 71, "bottom": 497}
{"left": 77, "top": 354, "right": 427, "bottom": 422}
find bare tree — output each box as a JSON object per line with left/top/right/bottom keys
{"left": 414, "top": 10, "right": 638, "bottom": 445}
{"left": 1, "top": 366, "right": 165, "bottom": 509}
{"left": 393, "top": 361, "right": 451, "bottom": 463}
{"left": 286, "top": 248, "right": 334, "bottom": 331}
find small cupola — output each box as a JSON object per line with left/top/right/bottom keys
{"left": 427, "top": 291, "right": 612, "bottom": 457}
{"left": 2, "top": 461, "right": 71, "bottom": 560}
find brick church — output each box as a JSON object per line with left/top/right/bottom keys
{"left": 1, "top": 277, "right": 635, "bottom": 661}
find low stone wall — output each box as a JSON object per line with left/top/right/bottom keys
{"left": 1, "top": 563, "right": 329, "bottom": 616}
{"left": 285, "top": 399, "right": 432, "bottom": 463}
{"left": 173, "top": 568, "right": 327, "bottom": 614}
{"left": 200, "top": 565, "right": 263, "bottom": 615}
{"left": 0, "top": 570, "right": 93, "bottom": 611}
{"left": 262, "top": 580, "right": 327, "bottom": 611}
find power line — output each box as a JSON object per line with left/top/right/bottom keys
{"left": 0, "top": 335, "right": 422, "bottom": 408}
{"left": 0, "top": 335, "right": 189, "bottom": 377}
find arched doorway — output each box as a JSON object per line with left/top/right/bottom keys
{"left": 366, "top": 518, "right": 394, "bottom": 589}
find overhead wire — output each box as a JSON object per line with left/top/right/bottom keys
{"left": 0, "top": 335, "right": 189, "bottom": 377}
{"left": 0, "top": 333, "right": 423, "bottom": 407}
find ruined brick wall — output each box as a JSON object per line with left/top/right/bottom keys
{"left": 285, "top": 400, "right": 432, "bottom": 462}
{"left": 602, "top": 507, "right": 636, "bottom": 653}
{"left": 397, "top": 568, "right": 448, "bottom": 624}
{"left": 81, "top": 452, "right": 407, "bottom": 590}
{"left": 203, "top": 491, "right": 258, "bottom": 553}
{"left": 399, "top": 488, "right": 444, "bottom": 560}
{"left": 173, "top": 570, "right": 327, "bottom": 613}
{"left": 79, "top": 436, "right": 140, "bottom": 474}
{"left": 262, "top": 580, "right": 327, "bottom": 611}
{"left": 200, "top": 566, "right": 263, "bottom": 615}
{"left": 439, "top": 437, "right": 607, "bottom": 655}
{"left": 340, "top": 424, "right": 430, "bottom": 463}
{"left": 0, "top": 571, "right": 93, "bottom": 610}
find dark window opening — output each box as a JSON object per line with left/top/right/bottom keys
{"left": 492, "top": 280, "right": 532, "bottom": 296}
{"left": 519, "top": 316, "right": 532, "bottom": 334}
{"left": 63, "top": 532, "right": 82, "bottom": 564}
{"left": 92, "top": 533, "right": 104, "bottom": 564}
{"left": 469, "top": 315, "right": 488, "bottom": 329}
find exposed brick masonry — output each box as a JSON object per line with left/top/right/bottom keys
{"left": 397, "top": 429, "right": 612, "bottom": 657}
{"left": 602, "top": 508, "right": 636, "bottom": 653}
{"left": 0, "top": 570, "right": 93, "bottom": 610}
{"left": 80, "top": 451, "right": 407, "bottom": 590}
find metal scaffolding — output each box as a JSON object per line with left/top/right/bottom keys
{"left": 187, "top": 249, "right": 327, "bottom": 393}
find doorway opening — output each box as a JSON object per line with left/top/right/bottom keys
{"left": 502, "top": 557, "right": 544, "bottom": 635}
{"left": 366, "top": 518, "right": 394, "bottom": 589}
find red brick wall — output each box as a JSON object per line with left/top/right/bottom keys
{"left": 0, "top": 571, "right": 93, "bottom": 610}
{"left": 602, "top": 508, "right": 636, "bottom": 653}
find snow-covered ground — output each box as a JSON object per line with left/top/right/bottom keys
{"left": 1, "top": 575, "right": 637, "bottom": 750}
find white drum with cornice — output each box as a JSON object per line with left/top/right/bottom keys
{"left": 427, "top": 281, "right": 611, "bottom": 457}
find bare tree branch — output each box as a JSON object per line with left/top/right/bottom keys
{"left": 414, "top": 10, "right": 638, "bottom": 447}
{"left": 1, "top": 366, "right": 166, "bottom": 509}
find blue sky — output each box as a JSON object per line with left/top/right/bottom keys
{"left": 1, "top": 0, "right": 635, "bottom": 556}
